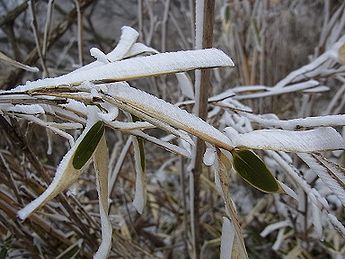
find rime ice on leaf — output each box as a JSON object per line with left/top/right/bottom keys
{"left": 16, "top": 48, "right": 234, "bottom": 91}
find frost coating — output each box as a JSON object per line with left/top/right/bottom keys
{"left": 17, "top": 107, "right": 100, "bottom": 220}
{"left": 1, "top": 104, "right": 44, "bottom": 114}
{"left": 220, "top": 217, "right": 235, "bottom": 259}
{"left": 107, "top": 82, "right": 233, "bottom": 150}
{"left": 90, "top": 48, "right": 109, "bottom": 64}
{"left": 203, "top": 147, "right": 216, "bottom": 166}
{"left": 16, "top": 49, "right": 234, "bottom": 91}
{"left": 233, "top": 128, "right": 345, "bottom": 152}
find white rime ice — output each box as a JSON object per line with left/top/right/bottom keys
{"left": 1, "top": 104, "right": 44, "bottom": 114}
{"left": 220, "top": 217, "right": 235, "bottom": 259}
{"left": 15, "top": 49, "right": 234, "bottom": 91}
{"left": 298, "top": 153, "right": 345, "bottom": 206}
{"left": 106, "top": 82, "right": 233, "bottom": 150}
{"left": 227, "top": 127, "right": 345, "bottom": 152}
{"left": 17, "top": 107, "right": 100, "bottom": 220}
{"left": 203, "top": 147, "right": 216, "bottom": 166}
{"left": 90, "top": 48, "right": 109, "bottom": 64}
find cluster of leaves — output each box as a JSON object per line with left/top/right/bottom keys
{"left": 0, "top": 1, "right": 344, "bottom": 258}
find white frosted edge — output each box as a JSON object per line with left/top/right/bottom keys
{"left": 235, "top": 80, "right": 319, "bottom": 100}
{"left": 203, "top": 147, "right": 216, "bottom": 166}
{"left": 17, "top": 142, "right": 79, "bottom": 220}
{"left": 4, "top": 104, "right": 44, "bottom": 114}
{"left": 220, "top": 217, "right": 235, "bottom": 259}
{"left": 107, "top": 26, "right": 139, "bottom": 62}
{"left": 90, "top": 48, "right": 109, "bottom": 64}
{"left": 107, "top": 82, "right": 233, "bottom": 150}
{"left": 69, "top": 26, "right": 139, "bottom": 75}
{"left": 278, "top": 181, "right": 298, "bottom": 200}
{"left": 16, "top": 49, "right": 234, "bottom": 91}
{"left": 18, "top": 107, "right": 99, "bottom": 220}
{"left": 260, "top": 220, "right": 291, "bottom": 237}
{"left": 298, "top": 153, "right": 345, "bottom": 206}
{"left": 233, "top": 127, "right": 345, "bottom": 152}
{"left": 327, "top": 213, "right": 345, "bottom": 238}
{"left": 176, "top": 72, "right": 195, "bottom": 99}
{"left": 243, "top": 113, "right": 345, "bottom": 130}
{"left": 124, "top": 42, "right": 159, "bottom": 58}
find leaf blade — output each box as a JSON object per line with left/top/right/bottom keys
{"left": 232, "top": 149, "right": 279, "bottom": 193}
{"left": 73, "top": 121, "right": 104, "bottom": 170}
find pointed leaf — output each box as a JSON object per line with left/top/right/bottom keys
{"left": 232, "top": 149, "right": 279, "bottom": 193}
{"left": 73, "top": 121, "right": 104, "bottom": 169}
{"left": 93, "top": 134, "right": 112, "bottom": 259}
{"left": 18, "top": 111, "right": 101, "bottom": 220}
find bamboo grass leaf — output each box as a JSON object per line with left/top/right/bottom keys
{"left": 232, "top": 149, "right": 280, "bottom": 193}
{"left": 73, "top": 121, "right": 104, "bottom": 169}
{"left": 17, "top": 110, "right": 101, "bottom": 220}
{"left": 16, "top": 48, "right": 234, "bottom": 91}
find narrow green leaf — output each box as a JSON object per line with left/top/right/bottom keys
{"left": 73, "top": 121, "right": 104, "bottom": 170}
{"left": 0, "top": 247, "right": 8, "bottom": 259}
{"left": 232, "top": 149, "right": 279, "bottom": 193}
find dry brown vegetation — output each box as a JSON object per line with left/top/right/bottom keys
{"left": 0, "top": 0, "right": 344, "bottom": 258}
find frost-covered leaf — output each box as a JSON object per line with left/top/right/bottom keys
{"left": 298, "top": 153, "right": 345, "bottom": 206}
{"left": 232, "top": 149, "right": 280, "bottom": 193}
{"left": 70, "top": 26, "right": 139, "bottom": 74}
{"left": 226, "top": 127, "right": 345, "bottom": 152}
{"left": 73, "top": 121, "right": 104, "bottom": 169}
{"left": 93, "top": 134, "right": 112, "bottom": 259}
{"left": 1, "top": 104, "right": 44, "bottom": 114}
{"left": 16, "top": 48, "right": 234, "bottom": 91}
{"left": 17, "top": 109, "right": 100, "bottom": 220}
{"left": 203, "top": 147, "right": 216, "bottom": 166}
{"left": 124, "top": 42, "right": 159, "bottom": 59}
{"left": 220, "top": 217, "right": 235, "bottom": 259}
{"left": 176, "top": 72, "right": 194, "bottom": 99}
{"left": 105, "top": 82, "right": 233, "bottom": 150}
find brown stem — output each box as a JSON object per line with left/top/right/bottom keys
{"left": 192, "top": 0, "right": 215, "bottom": 258}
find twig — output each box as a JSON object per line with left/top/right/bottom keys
{"left": 161, "top": 0, "right": 170, "bottom": 52}
{"left": 28, "top": 0, "right": 49, "bottom": 78}
{"left": 74, "top": 0, "right": 83, "bottom": 66}
{"left": 42, "top": 0, "right": 55, "bottom": 57}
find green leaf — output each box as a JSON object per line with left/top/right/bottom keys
{"left": 232, "top": 149, "right": 279, "bottom": 193}
{"left": 73, "top": 121, "right": 104, "bottom": 170}
{"left": 0, "top": 247, "right": 8, "bottom": 259}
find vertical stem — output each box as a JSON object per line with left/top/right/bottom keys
{"left": 42, "top": 0, "right": 55, "bottom": 58}
{"left": 192, "top": 0, "right": 215, "bottom": 258}
{"left": 161, "top": 0, "right": 170, "bottom": 52}
{"left": 28, "top": 0, "right": 49, "bottom": 78}
{"left": 74, "top": 0, "right": 83, "bottom": 66}
{"left": 138, "top": 0, "right": 143, "bottom": 42}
